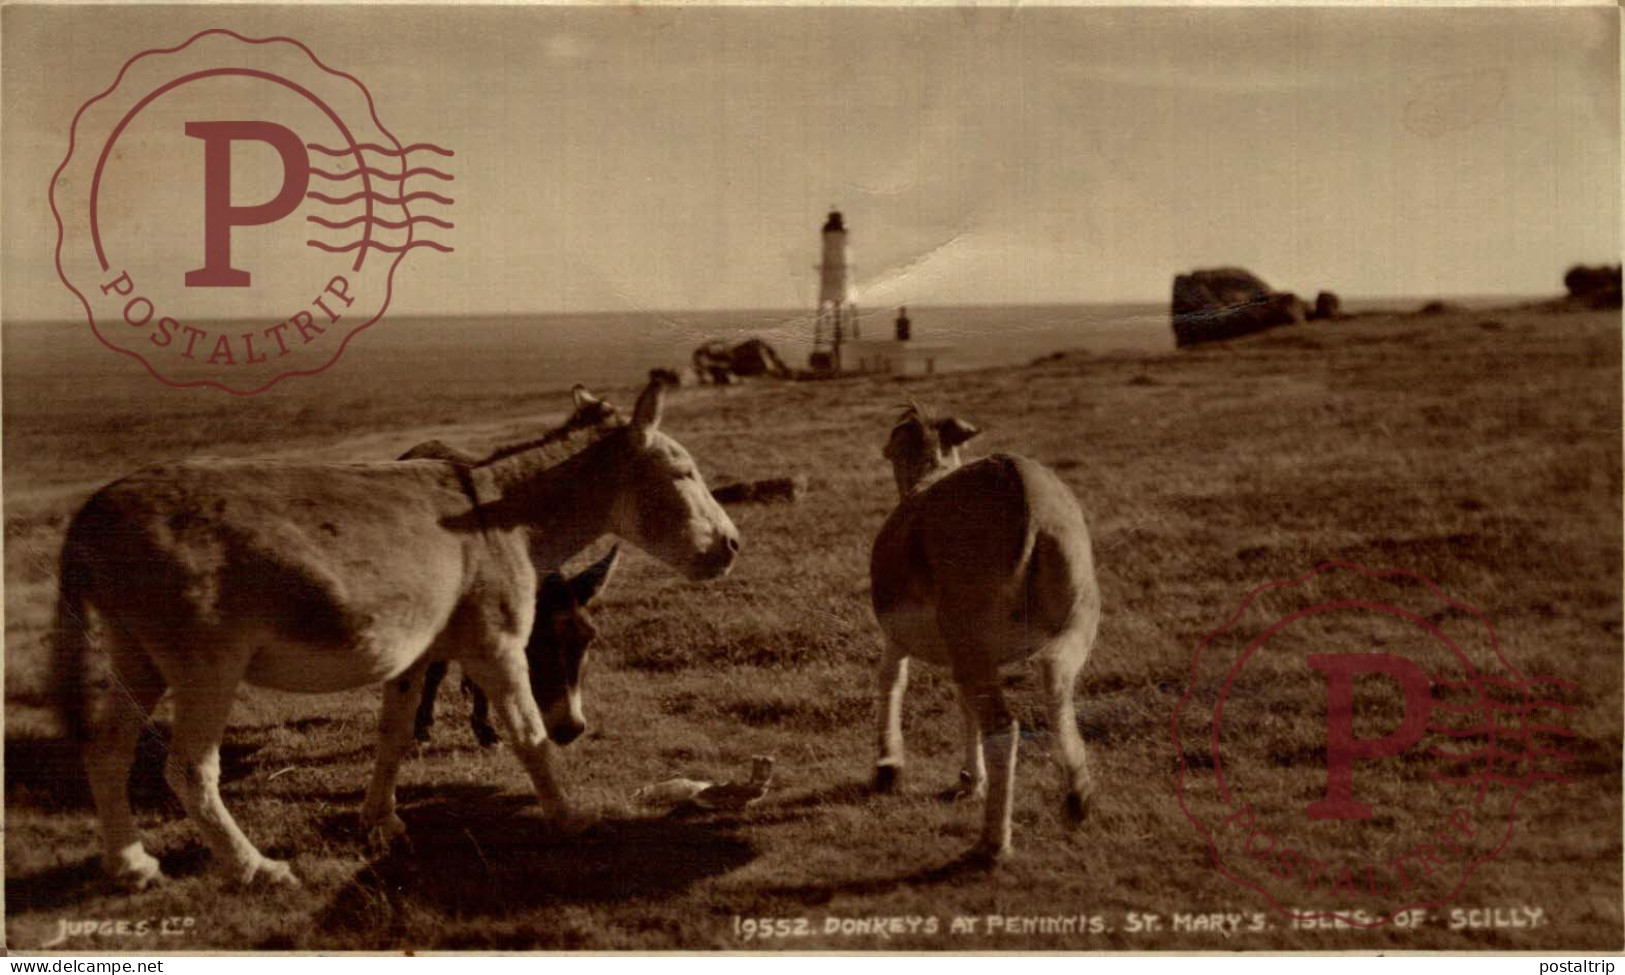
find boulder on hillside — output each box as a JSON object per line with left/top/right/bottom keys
{"left": 1171, "top": 267, "right": 1307, "bottom": 347}
{"left": 1310, "top": 290, "right": 1343, "bottom": 321}
{"left": 1563, "top": 264, "right": 1622, "bottom": 309}
{"left": 1415, "top": 300, "right": 1463, "bottom": 316}
{"left": 692, "top": 337, "right": 793, "bottom": 384}
{"left": 730, "top": 338, "right": 793, "bottom": 378}
{"left": 711, "top": 475, "right": 810, "bottom": 505}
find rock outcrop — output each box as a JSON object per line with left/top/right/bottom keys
{"left": 1310, "top": 291, "right": 1342, "bottom": 321}
{"left": 711, "top": 475, "right": 810, "bottom": 505}
{"left": 692, "top": 338, "right": 793, "bottom": 384}
{"left": 1415, "top": 300, "right": 1463, "bottom": 316}
{"left": 1563, "top": 264, "right": 1622, "bottom": 309}
{"left": 1171, "top": 268, "right": 1307, "bottom": 347}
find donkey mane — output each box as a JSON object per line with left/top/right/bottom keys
{"left": 477, "top": 396, "right": 622, "bottom": 467}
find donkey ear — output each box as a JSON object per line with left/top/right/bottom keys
{"left": 630, "top": 379, "right": 665, "bottom": 442}
{"left": 572, "top": 384, "right": 601, "bottom": 410}
{"left": 937, "top": 417, "right": 980, "bottom": 449}
{"left": 570, "top": 545, "right": 620, "bottom": 607}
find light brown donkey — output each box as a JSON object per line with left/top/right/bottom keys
{"left": 869, "top": 404, "right": 1100, "bottom": 862}
{"left": 398, "top": 437, "right": 619, "bottom": 749}
{"left": 55, "top": 379, "right": 738, "bottom": 889}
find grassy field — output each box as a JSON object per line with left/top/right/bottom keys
{"left": 4, "top": 304, "right": 1621, "bottom": 951}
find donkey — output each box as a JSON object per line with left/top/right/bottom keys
{"left": 396, "top": 438, "right": 620, "bottom": 749}
{"left": 869, "top": 404, "right": 1100, "bottom": 862}
{"left": 55, "top": 379, "right": 738, "bottom": 889}
{"left": 414, "top": 546, "right": 617, "bottom": 749}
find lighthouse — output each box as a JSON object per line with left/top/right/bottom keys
{"left": 811, "top": 209, "right": 858, "bottom": 372}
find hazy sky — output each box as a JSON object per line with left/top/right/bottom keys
{"left": 4, "top": 4, "right": 1618, "bottom": 319}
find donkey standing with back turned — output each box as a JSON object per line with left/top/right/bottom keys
{"left": 869, "top": 404, "right": 1101, "bottom": 863}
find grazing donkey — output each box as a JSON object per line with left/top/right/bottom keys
{"left": 399, "top": 438, "right": 620, "bottom": 750}
{"left": 55, "top": 379, "right": 738, "bottom": 889}
{"left": 414, "top": 545, "right": 618, "bottom": 749}
{"left": 869, "top": 404, "right": 1100, "bottom": 862}
{"left": 397, "top": 438, "right": 620, "bottom": 749}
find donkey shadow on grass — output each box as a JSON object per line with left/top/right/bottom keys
{"left": 5, "top": 730, "right": 260, "bottom": 814}
{"left": 6, "top": 846, "right": 221, "bottom": 918}
{"left": 6, "top": 730, "right": 268, "bottom": 916}
{"left": 8, "top": 773, "right": 756, "bottom": 931}
{"left": 315, "top": 785, "right": 758, "bottom": 931}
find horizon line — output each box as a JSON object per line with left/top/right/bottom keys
{"left": 2, "top": 291, "right": 1561, "bottom": 328}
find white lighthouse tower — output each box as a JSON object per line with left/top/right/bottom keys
{"left": 812, "top": 209, "right": 858, "bottom": 372}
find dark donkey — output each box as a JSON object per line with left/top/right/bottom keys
{"left": 416, "top": 547, "right": 617, "bottom": 746}
{"left": 397, "top": 439, "right": 618, "bottom": 747}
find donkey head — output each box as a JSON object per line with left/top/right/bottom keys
{"left": 882, "top": 403, "right": 980, "bottom": 497}
{"left": 529, "top": 545, "right": 619, "bottom": 746}
{"left": 603, "top": 378, "right": 741, "bottom": 580}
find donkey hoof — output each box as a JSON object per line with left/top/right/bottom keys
{"left": 413, "top": 725, "right": 432, "bottom": 745}
{"left": 473, "top": 725, "right": 501, "bottom": 748}
{"left": 965, "top": 841, "right": 1013, "bottom": 867}
{"left": 1065, "top": 791, "right": 1090, "bottom": 824}
{"left": 237, "top": 857, "right": 300, "bottom": 889}
{"left": 535, "top": 809, "right": 589, "bottom": 840}
{"left": 940, "top": 770, "right": 986, "bottom": 803}
{"left": 366, "top": 813, "right": 411, "bottom": 854}
{"left": 873, "top": 764, "right": 902, "bottom": 793}
{"left": 108, "top": 850, "right": 167, "bottom": 891}
{"left": 255, "top": 858, "right": 300, "bottom": 888}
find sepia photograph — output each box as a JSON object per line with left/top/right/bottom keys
{"left": 1, "top": 0, "right": 1621, "bottom": 954}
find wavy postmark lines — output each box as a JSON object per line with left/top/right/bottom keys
{"left": 1172, "top": 563, "right": 1578, "bottom": 928}
{"left": 305, "top": 141, "right": 454, "bottom": 257}
{"left": 51, "top": 29, "right": 454, "bottom": 394}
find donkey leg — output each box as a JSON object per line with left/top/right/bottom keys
{"left": 940, "top": 602, "right": 1021, "bottom": 861}
{"left": 949, "top": 684, "right": 988, "bottom": 801}
{"left": 466, "top": 677, "right": 501, "bottom": 747}
{"left": 413, "top": 660, "right": 448, "bottom": 744}
{"left": 361, "top": 660, "right": 429, "bottom": 851}
{"left": 164, "top": 662, "right": 295, "bottom": 887}
{"left": 461, "top": 655, "right": 571, "bottom": 820}
{"left": 961, "top": 679, "right": 1019, "bottom": 862}
{"left": 85, "top": 637, "right": 167, "bottom": 889}
{"left": 1041, "top": 650, "right": 1093, "bottom": 823}
{"left": 872, "top": 642, "right": 909, "bottom": 792}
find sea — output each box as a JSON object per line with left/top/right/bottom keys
{"left": 368, "top": 301, "right": 1182, "bottom": 393}
{"left": 2, "top": 296, "right": 1531, "bottom": 413}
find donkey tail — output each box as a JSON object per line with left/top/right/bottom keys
{"left": 53, "top": 547, "right": 94, "bottom": 744}
{"left": 1025, "top": 528, "right": 1100, "bottom": 643}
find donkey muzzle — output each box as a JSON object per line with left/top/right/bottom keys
{"left": 550, "top": 719, "right": 586, "bottom": 746}
{"left": 706, "top": 532, "right": 741, "bottom": 577}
